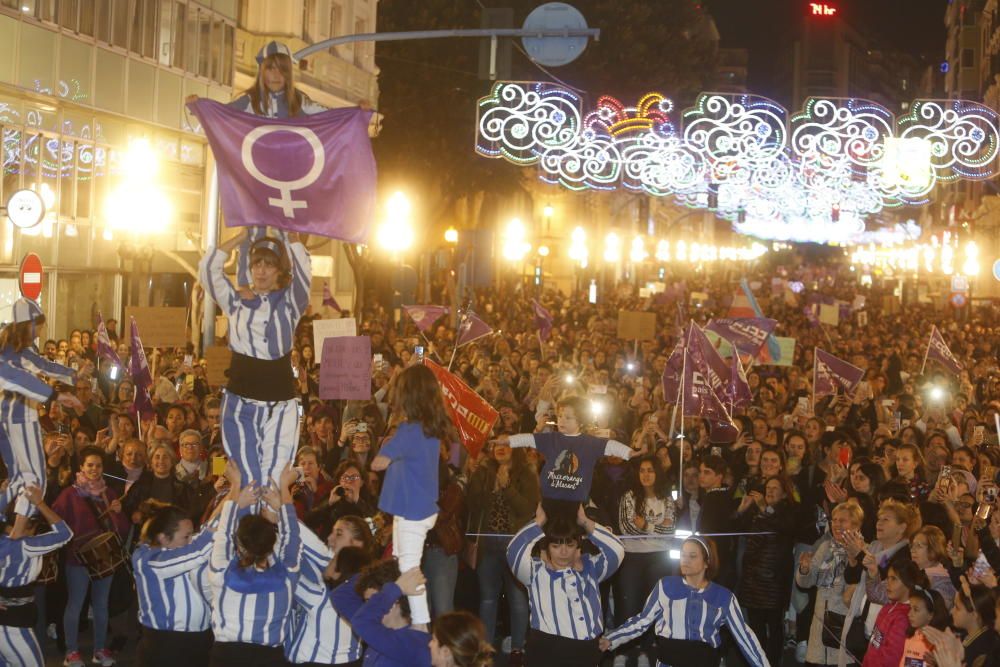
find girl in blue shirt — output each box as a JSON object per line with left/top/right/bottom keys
{"left": 371, "top": 364, "right": 457, "bottom": 627}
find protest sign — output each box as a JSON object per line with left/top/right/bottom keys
{"left": 125, "top": 307, "right": 187, "bottom": 348}
{"left": 617, "top": 311, "right": 657, "bottom": 341}
{"left": 319, "top": 336, "right": 371, "bottom": 400}
{"left": 313, "top": 317, "right": 357, "bottom": 363}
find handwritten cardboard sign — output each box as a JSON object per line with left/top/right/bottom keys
{"left": 616, "top": 311, "right": 657, "bottom": 341}
{"left": 319, "top": 336, "right": 371, "bottom": 400}
{"left": 125, "top": 307, "right": 187, "bottom": 348}
{"left": 312, "top": 317, "right": 357, "bottom": 363}
{"left": 204, "top": 346, "right": 233, "bottom": 386}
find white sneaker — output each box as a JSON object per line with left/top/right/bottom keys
{"left": 796, "top": 640, "right": 808, "bottom": 662}
{"left": 92, "top": 649, "right": 115, "bottom": 667}
{"left": 501, "top": 636, "right": 512, "bottom": 654}
{"left": 47, "top": 623, "right": 57, "bottom": 639}
{"left": 637, "top": 654, "right": 651, "bottom": 667}
{"left": 613, "top": 656, "right": 627, "bottom": 667}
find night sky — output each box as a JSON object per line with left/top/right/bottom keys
{"left": 705, "top": 0, "right": 949, "bottom": 91}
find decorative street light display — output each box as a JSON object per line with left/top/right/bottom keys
{"left": 476, "top": 82, "right": 1000, "bottom": 243}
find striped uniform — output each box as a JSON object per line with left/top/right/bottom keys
{"left": 0, "top": 520, "right": 73, "bottom": 667}
{"left": 132, "top": 525, "right": 215, "bottom": 632}
{"left": 0, "top": 351, "right": 72, "bottom": 516}
{"left": 198, "top": 233, "right": 310, "bottom": 485}
{"left": 209, "top": 500, "right": 302, "bottom": 646}
{"left": 604, "top": 576, "right": 769, "bottom": 667}
{"left": 285, "top": 527, "right": 362, "bottom": 664}
{"left": 506, "top": 521, "right": 623, "bottom": 641}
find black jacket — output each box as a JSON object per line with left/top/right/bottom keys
{"left": 736, "top": 500, "right": 797, "bottom": 610}
{"left": 123, "top": 470, "right": 196, "bottom": 521}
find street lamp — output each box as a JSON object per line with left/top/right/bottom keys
{"left": 106, "top": 138, "right": 171, "bottom": 233}
{"left": 603, "top": 232, "right": 621, "bottom": 263}
{"left": 444, "top": 226, "right": 458, "bottom": 244}
{"left": 962, "top": 241, "right": 980, "bottom": 276}
{"left": 502, "top": 217, "right": 531, "bottom": 261}
{"left": 376, "top": 191, "right": 414, "bottom": 252}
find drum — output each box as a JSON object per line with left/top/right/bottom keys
{"left": 75, "top": 532, "right": 125, "bottom": 580}
{"left": 36, "top": 551, "right": 59, "bottom": 585}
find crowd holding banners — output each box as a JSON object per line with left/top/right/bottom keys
{"left": 2, "top": 37, "right": 1000, "bottom": 667}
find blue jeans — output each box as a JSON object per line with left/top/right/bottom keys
{"left": 476, "top": 536, "right": 529, "bottom": 651}
{"left": 424, "top": 545, "right": 457, "bottom": 619}
{"left": 64, "top": 565, "right": 112, "bottom": 653}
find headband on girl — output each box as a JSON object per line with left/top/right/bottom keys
{"left": 912, "top": 585, "right": 935, "bottom": 608}
{"left": 686, "top": 536, "right": 712, "bottom": 563}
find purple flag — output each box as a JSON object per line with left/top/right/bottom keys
{"left": 128, "top": 318, "right": 155, "bottom": 418}
{"left": 188, "top": 99, "right": 376, "bottom": 242}
{"left": 814, "top": 348, "right": 865, "bottom": 399}
{"left": 532, "top": 299, "right": 553, "bottom": 342}
{"left": 95, "top": 312, "right": 121, "bottom": 367}
{"left": 403, "top": 305, "right": 449, "bottom": 334}
{"left": 925, "top": 325, "right": 963, "bottom": 375}
{"left": 456, "top": 312, "right": 493, "bottom": 347}
{"left": 322, "top": 282, "right": 342, "bottom": 311}
{"left": 682, "top": 325, "right": 732, "bottom": 424}
{"left": 704, "top": 317, "right": 777, "bottom": 357}
{"left": 662, "top": 341, "right": 684, "bottom": 404}
{"left": 727, "top": 353, "right": 753, "bottom": 408}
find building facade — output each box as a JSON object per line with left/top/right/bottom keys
{"left": 0, "top": 0, "right": 377, "bottom": 340}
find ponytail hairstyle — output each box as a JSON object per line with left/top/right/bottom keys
{"left": 235, "top": 514, "right": 278, "bottom": 568}
{"left": 432, "top": 611, "right": 494, "bottom": 667}
{"left": 333, "top": 515, "right": 375, "bottom": 560}
{"left": 138, "top": 499, "right": 189, "bottom": 546}
{"left": 392, "top": 365, "right": 457, "bottom": 442}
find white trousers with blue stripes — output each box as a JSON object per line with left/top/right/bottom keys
{"left": 0, "top": 625, "right": 42, "bottom": 667}
{"left": 220, "top": 391, "right": 300, "bottom": 486}
{"left": 0, "top": 418, "right": 45, "bottom": 516}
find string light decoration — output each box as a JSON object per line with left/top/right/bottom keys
{"left": 475, "top": 82, "right": 1000, "bottom": 243}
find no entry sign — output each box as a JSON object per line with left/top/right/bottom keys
{"left": 19, "top": 253, "right": 43, "bottom": 301}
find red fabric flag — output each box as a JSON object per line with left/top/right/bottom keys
{"left": 424, "top": 359, "right": 498, "bottom": 458}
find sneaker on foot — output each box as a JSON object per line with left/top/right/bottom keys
{"left": 796, "top": 640, "right": 808, "bottom": 662}
{"left": 613, "top": 656, "right": 627, "bottom": 667}
{"left": 64, "top": 651, "right": 84, "bottom": 667}
{"left": 92, "top": 649, "right": 115, "bottom": 666}
{"left": 637, "top": 654, "right": 651, "bottom": 667}
{"left": 501, "top": 636, "right": 512, "bottom": 654}
{"left": 509, "top": 649, "right": 525, "bottom": 667}
{"left": 47, "top": 623, "right": 58, "bottom": 640}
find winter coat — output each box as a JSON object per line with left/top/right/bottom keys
{"left": 860, "top": 601, "right": 908, "bottom": 667}
{"left": 736, "top": 499, "right": 796, "bottom": 610}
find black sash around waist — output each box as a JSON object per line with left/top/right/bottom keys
{"left": 0, "top": 583, "right": 34, "bottom": 599}
{"left": 226, "top": 351, "right": 296, "bottom": 402}
{"left": 0, "top": 601, "right": 37, "bottom": 628}
{"left": 656, "top": 637, "right": 721, "bottom": 666}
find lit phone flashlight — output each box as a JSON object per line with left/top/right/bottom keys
{"left": 564, "top": 374, "right": 575, "bottom": 384}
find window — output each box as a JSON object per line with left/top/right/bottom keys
{"left": 962, "top": 47, "right": 975, "bottom": 67}
{"left": 354, "top": 18, "right": 366, "bottom": 67}
{"left": 197, "top": 9, "right": 212, "bottom": 78}
{"left": 60, "top": 140, "right": 76, "bottom": 219}
{"left": 76, "top": 143, "right": 93, "bottom": 219}
{"left": 303, "top": 0, "right": 318, "bottom": 41}
{"left": 172, "top": 1, "right": 186, "bottom": 69}
{"left": 111, "top": 0, "right": 128, "bottom": 48}
{"left": 130, "top": 0, "right": 156, "bottom": 58}
{"left": 78, "top": 1, "right": 94, "bottom": 35}
{"left": 184, "top": 4, "right": 199, "bottom": 73}
{"left": 95, "top": 0, "right": 112, "bottom": 43}
{"left": 211, "top": 17, "right": 224, "bottom": 81}
{"left": 222, "top": 23, "right": 234, "bottom": 85}
{"left": 158, "top": 0, "right": 174, "bottom": 65}
{"left": 58, "top": 0, "right": 78, "bottom": 31}
{"left": 329, "top": 3, "right": 342, "bottom": 37}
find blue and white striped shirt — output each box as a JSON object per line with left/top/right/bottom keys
{"left": 0, "top": 349, "right": 72, "bottom": 423}
{"left": 0, "top": 521, "right": 72, "bottom": 589}
{"left": 209, "top": 501, "right": 302, "bottom": 646}
{"left": 132, "top": 525, "right": 215, "bottom": 632}
{"left": 506, "top": 521, "right": 623, "bottom": 641}
{"left": 199, "top": 231, "right": 311, "bottom": 361}
{"left": 285, "top": 526, "right": 362, "bottom": 664}
{"left": 604, "top": 576, "right": 769, "bottom": 666}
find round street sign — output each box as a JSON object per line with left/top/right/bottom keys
{"left": 5, "top": 189, "right": 45, "bottom": 229}
{"left": 19, "top": 253, "right": 43, "bottom": 301}
{"left": 993, "top": 258, "right": 1000, "bottom": 282}
{"left": 949, "top": 292, "right": 967, "bottom": 308}
{"left": 521, "top": 3, "right": 590, "bottom": 67}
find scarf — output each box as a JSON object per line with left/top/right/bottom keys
{"left": 74, "top": 472, "right": 107, "bottom": 498}
{"left": 178, "top": 460, "right": 203, "bottom": 478}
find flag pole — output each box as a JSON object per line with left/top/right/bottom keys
{"left": 677, "top": 326, "right": 687, "bottom": 505}
{"left": 812, "top": 350, "right": 817, "bottom": 416}
{"left": 919, "top": 326, "right": 933, "bottom": 376}
{"left": 447, "top": 304, "right": 472, "bottom": 372}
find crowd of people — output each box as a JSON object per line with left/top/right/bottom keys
{"left": 1, "top": 38, "right": 999, "bottom": 667}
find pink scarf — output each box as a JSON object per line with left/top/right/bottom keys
{"left": 74, "top": 472, "right": 107, "bottom": 498}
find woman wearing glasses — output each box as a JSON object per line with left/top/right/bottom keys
{"left": 305, "top": 460, "right": 376, "bottom": 539}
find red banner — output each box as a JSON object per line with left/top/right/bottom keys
{"left": 424, "top": 359, "right": 498, "bottom": 458}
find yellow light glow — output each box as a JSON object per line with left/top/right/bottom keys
{"left": 655, "top": 240, "right": 670, "bottom": 262}
{"left": 963, "top": 241, "right": 980, "bottom": 276}
{"left": 538, "top": 245, "right": 550, "bottom": 257}
{"left": 444, "top": 227, "right": 458, "bottom": 244}
{"left": 378, "top": 192, "right": 414, "bottom": 253}
{"left": 603, "top": 232, "right": 621, "bottom": 263}
{"left": 104, "top": 137, "right": 171, "bottom": 233}
{"left": 502, "top": 217, "right": 531, "bottom": 261}
{"left": 675, "top": 239, "right": 687, "bottom": 262}
{"left": 629, "top": 236, "right": 648, "bottom": 263}
{"left": 386, "top": 191, "right": 411, "bottom": 219}
{"left": 543, "top": 205, "right": 554, "bottom": 218}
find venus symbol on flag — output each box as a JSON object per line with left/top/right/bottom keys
{"left": 241, "top": 125, "right": 325, "bottom": 218}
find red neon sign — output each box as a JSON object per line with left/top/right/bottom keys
{"left": 810, "top": 2, "right": 838, "bottom": 17}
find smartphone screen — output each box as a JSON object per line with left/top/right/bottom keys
{"left": 108, "top": 365, "right": 120, "bottom": 380}
{"left": 414, "top": 345, "right": 424, "bottom": 363}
